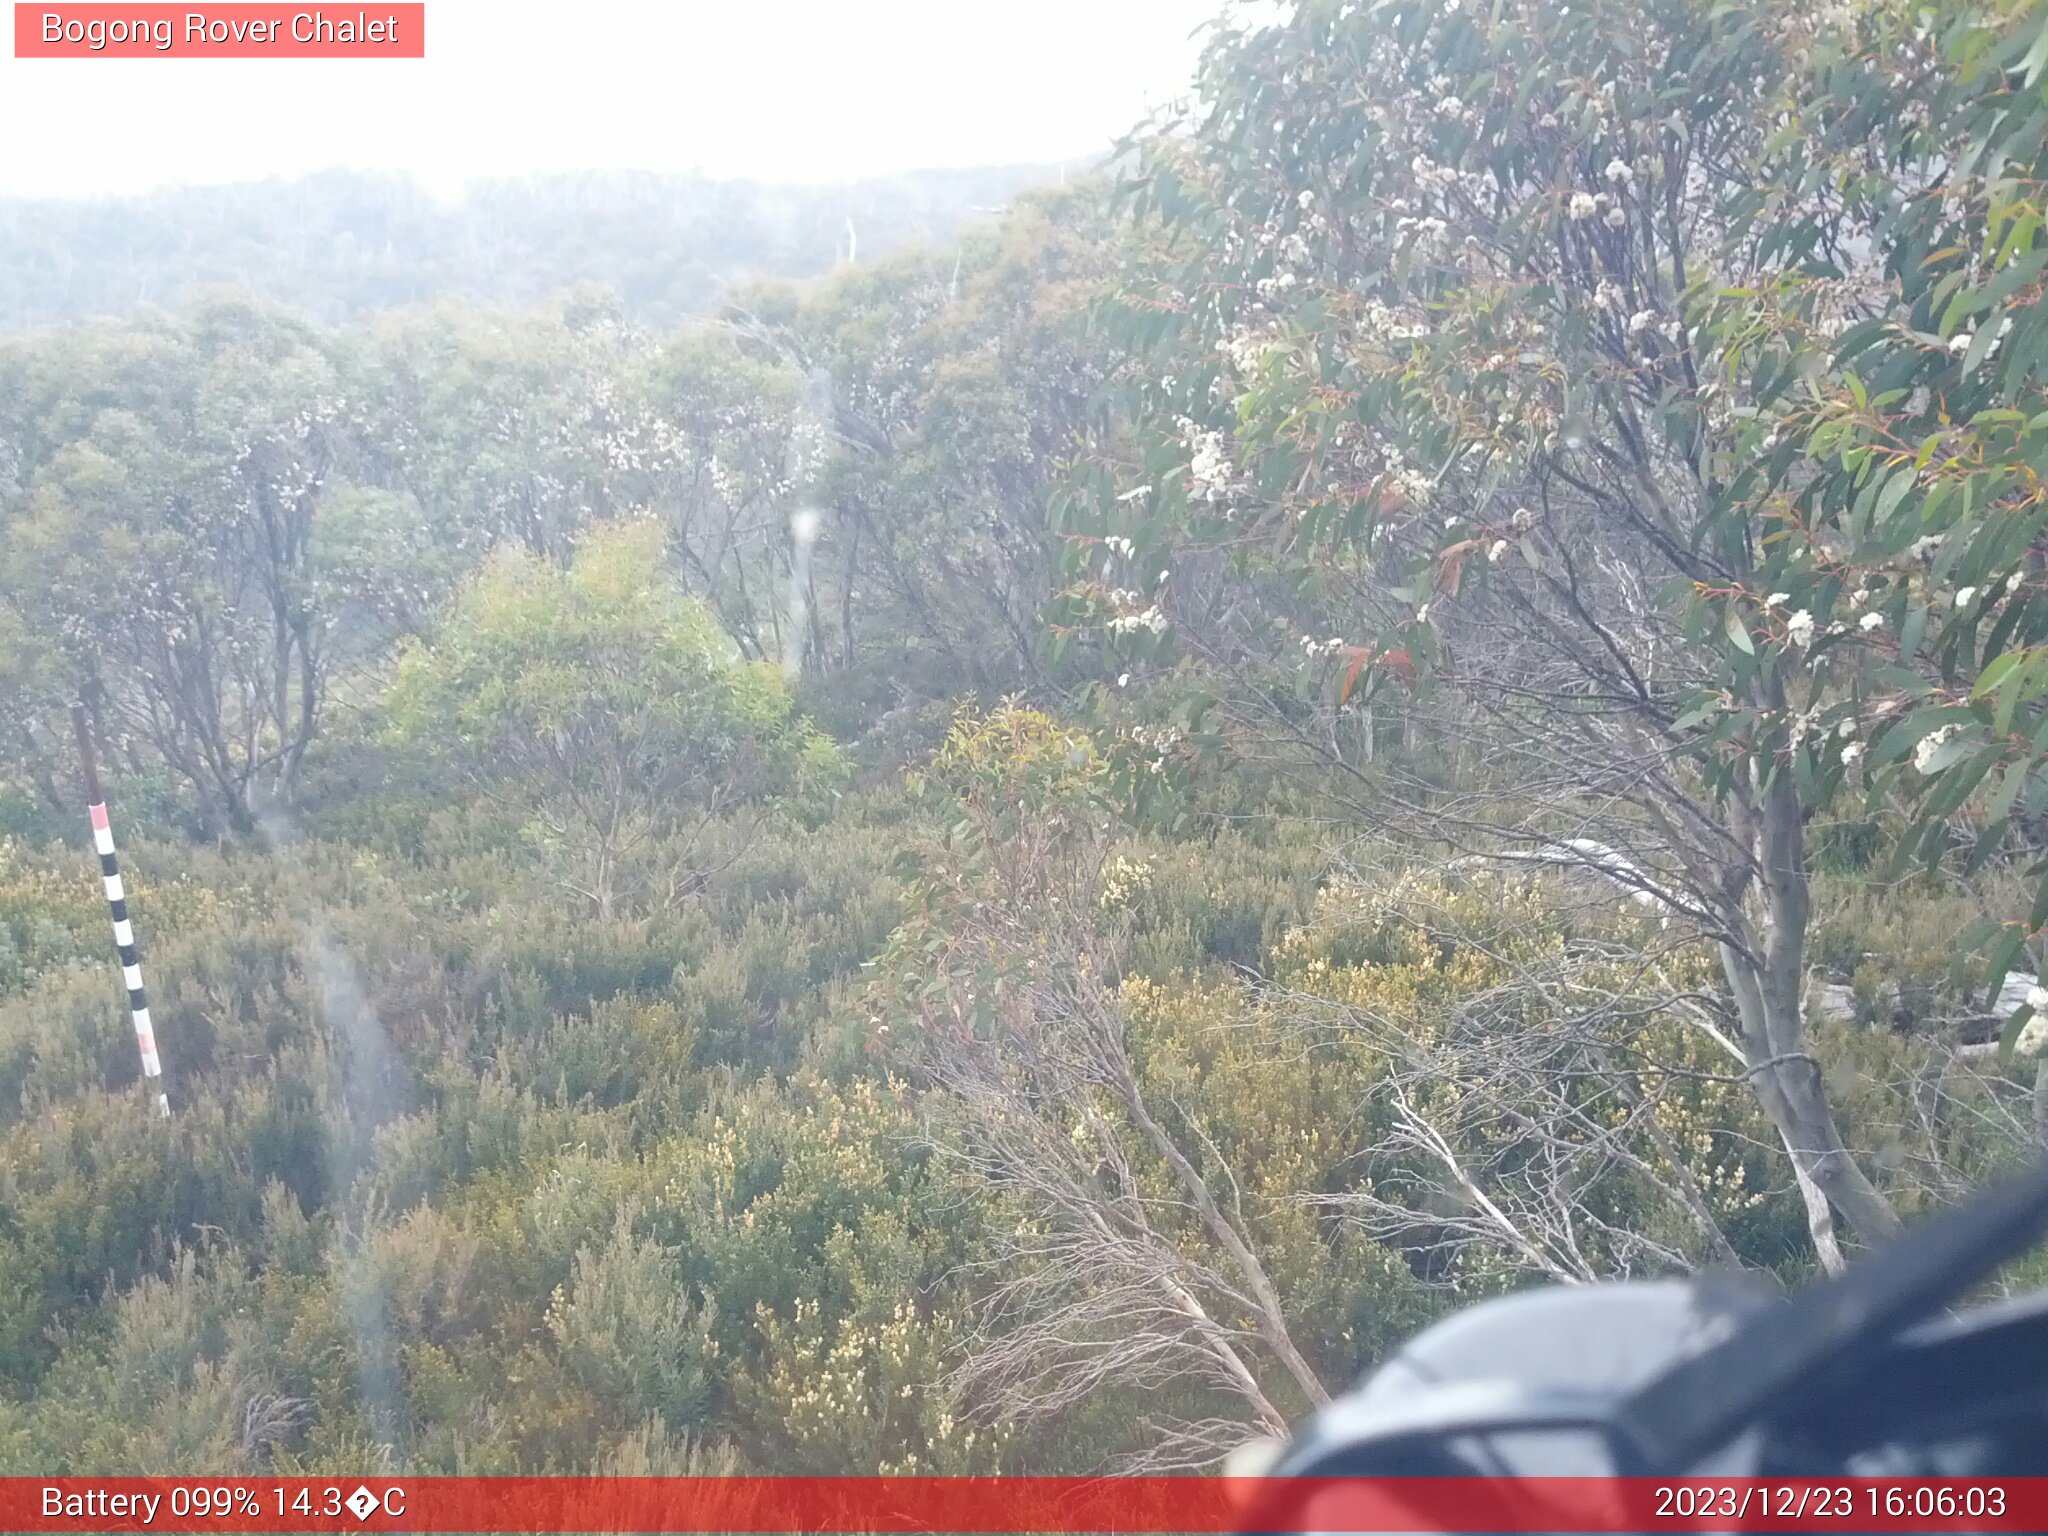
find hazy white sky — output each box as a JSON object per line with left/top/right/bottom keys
{"left": 0, "top": 1, "right": 1226, "bottom": 199}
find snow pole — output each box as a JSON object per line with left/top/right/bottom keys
{"left": 71, "top": 704, "right": 169, "bottom": 1118}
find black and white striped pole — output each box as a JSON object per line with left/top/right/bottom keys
{"left": 71, "top": 704, "right": 169, "bottom": 1118}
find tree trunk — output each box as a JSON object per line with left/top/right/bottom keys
{"left": 1718, "top": 773, "right": 1900, "bottom": 1263}
{"left": 1114, "top": 1059, "right": 1330, "bottom": 1410}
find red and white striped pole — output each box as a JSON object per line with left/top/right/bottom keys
{"left": 71, "top": 705, "right": 169, "bottom": 1118}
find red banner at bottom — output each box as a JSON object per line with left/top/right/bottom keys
{"left": 6, "top": 1476, "right": 2045, "bottom": 1533}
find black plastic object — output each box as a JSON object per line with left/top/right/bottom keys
{"left": 1261, "top": 1157, "right": 2048, "bottom": 1492}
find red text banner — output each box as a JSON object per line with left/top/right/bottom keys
{"left": 4, "top": 1477, "right": 2047, "bottom": 1533}
{"left": 14, "top": 5, "right": 424, "bottom": 57}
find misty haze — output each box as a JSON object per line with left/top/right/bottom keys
{"left": 2, "top": 0, "right": 2047, "bottom": 1501}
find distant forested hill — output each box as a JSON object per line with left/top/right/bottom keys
{"left": 0, "top": 165, "right": 1061, "bottom": 330}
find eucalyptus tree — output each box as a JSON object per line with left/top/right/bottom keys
{"left": 0, "top": 300, "right": 364, "bottom": 830}
{"left": 1069, "top": 0, "right": 2048, "bottom": 1264}
{"left": 363, "top": 297, "right": 639, "bottom": 564}
{"left": 727, "top": 184, "right": 1120, "bottom": 699}
{"left": 628, "top": 328, "right": 825, "bottom": 668}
